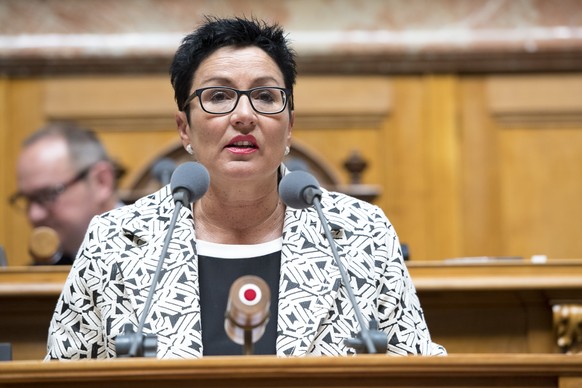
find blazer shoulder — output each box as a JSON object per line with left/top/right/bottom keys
{"left": 101, "top": 186, "right": 173, "bottom": 222}
{"left": 322, "top": 189, "right": 384, "bottom": 218}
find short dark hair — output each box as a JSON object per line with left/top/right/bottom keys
{"left": 169, "top": 16, "right": 297, "bottom": 115}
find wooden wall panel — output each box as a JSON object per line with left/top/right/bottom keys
{"left": 456, "top": 75, "right": 582, "bottom": 260}
{"left": 43, "top": 76, "right": 178, "bottom": 189}
{"left": 3, "top": 80, "right": 45, "bottom": 266}
{"left": 0, "top": 78, "right": 7, "bottom": 261}
{"left": 382, "top": 76, "right": 462, "bottom": 260}
{"left": 2, "top": 73, "right": 582, "bottom": 266}
{"left": 423, "top": 76, "right": 463, "bottom": 260}
{"left": 459, "top": 78, "right": 503, "bottom": 257}
{"left": 44, "top": 76, "right": 176, "bottom": 119}
{"left": 1, "top": 75, "right": 396, "bottom": 266}
{"left": 486, "top": 75, "right": 582, "bottom": 259}
{"left": 382, "top": 77, "right": 428, "bottom": 259}
{"left": 499, "top": 128, "right": 582, "bottom": 258}
{"left": 487, "top": 75, "right": 582, "bottom": 125}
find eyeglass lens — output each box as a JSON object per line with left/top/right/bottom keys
{"left": 200, "top": 87, "right": 286, "bottom": 114}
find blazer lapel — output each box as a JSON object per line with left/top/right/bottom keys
{"left": 277, "top": 205, "right": 344, "bottom": 356}
{"left": 115, "top": 190, "right": 202, "bottom": 358}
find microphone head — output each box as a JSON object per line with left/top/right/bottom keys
{"left": 151, "top": 158, "right": 177, "bottom": 186}
{"left": 279, "top": 170, "right": 321, "bottom": 209}
{"left": 225, "top": 275, "right": 271, "bottom": 346}
{"left": 170, "top": 162, "right": 210, "bottom": 205}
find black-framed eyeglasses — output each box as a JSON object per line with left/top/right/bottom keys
{"left": 9, "top": 166, "right": 93, "bottom": 211}
{"left": 182, "top": 86, "right": 291, "bottom": 115}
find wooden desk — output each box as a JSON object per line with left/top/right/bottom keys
{"left": 1, "top": 260, "right": 581, "bottom": 360}
{"left": 0, "top": 267, "right": 67, "bottom": 361}
{"left": 407, "top": 259, "right": 582, "bottom": 354}
{"left": 0, "top": 354, "right": 581, "bottom": 388}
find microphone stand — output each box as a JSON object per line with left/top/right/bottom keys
{"left": 307, "top": 188, "right": 387, "bottom": 354}
{"left": 116, "top": 195, "right": 187, "bottom": 358}
{"left": 244, "top": 331, "right": 253, "bottom": 355}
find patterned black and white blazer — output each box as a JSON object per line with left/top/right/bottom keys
{"left": 46, "top": 169, "right": 446, "bottom": 359}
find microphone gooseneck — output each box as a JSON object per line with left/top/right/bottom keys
{"left": 116, "top": 162, "right": 210, "bottom": 358}
{"left": 279, "top": 171, "right": 387, "bottom": 354}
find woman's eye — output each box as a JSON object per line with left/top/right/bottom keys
{"left": 255, "top": 91, "right": 276, "bottom": 103}
{"left": 209, "top": 91, "right": 230, "bottom": 102}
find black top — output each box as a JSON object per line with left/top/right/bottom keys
{"left": 197, "top": 239, "right": 281, "bottom": 356}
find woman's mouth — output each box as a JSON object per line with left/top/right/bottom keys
{"left": 225, "top": 140, "right": 258, "bottom": 154}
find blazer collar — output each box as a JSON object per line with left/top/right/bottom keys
{"left": 276, "top": 198, "right": 345, "bottom": 356}
{"left": 115, "top": 189, "right": 202, "bottom": 357}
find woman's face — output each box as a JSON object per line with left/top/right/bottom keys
{"left": 177, "top": 46, "right": 294, "bottom": 186}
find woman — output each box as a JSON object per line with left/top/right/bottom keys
{"left": 46, "top": 16, "right": 446, "bottom": 359}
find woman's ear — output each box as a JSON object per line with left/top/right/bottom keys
{"left": 286, "top": 110, "right": 294, "bottom": 144}
{"left": 175, "top": 111, "right": 191, "bottom": 148}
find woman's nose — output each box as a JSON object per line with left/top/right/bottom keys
{"left": 231, "top": 95, "right": 257, "bottom": 128}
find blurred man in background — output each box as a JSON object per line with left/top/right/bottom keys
{"left": 10, "top": 121, "right": 123, "bottom": 265}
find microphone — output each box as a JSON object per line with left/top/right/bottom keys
{"left": 278, "top": 170, "right": 322, "bottom": 209}
{"left": 224, "top": 275, "right": 271, "bottom": 355}
{"left": 116, "top": 162, "right": 210, "bottom": 357}
{"left": 151, "top": 158, "right": 177, "bottom": 186}
{"left": 170, "top": 161, "right": 210, "bottom": 207}
{"left": 28, "top": 226, "right": 60, "bottom": 264}
{"left": 279, "top": 171, "right": 388, "bottom": 354}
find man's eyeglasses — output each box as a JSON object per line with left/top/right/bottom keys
{"left": 9, "top": 166, "right": 93, "bottom": 211}
{"left": 182, "top": 86, "right": 291, "bottom": 115}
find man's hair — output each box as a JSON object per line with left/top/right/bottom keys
{"left": 22, "top": 121, "right": 124, "bottom": 182}
{"left": 169, "top": 16, "right": 297, "bottom": 115}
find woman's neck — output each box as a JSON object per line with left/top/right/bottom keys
{"left": 193, "top": 187, "right": 285, "bottom": 244}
